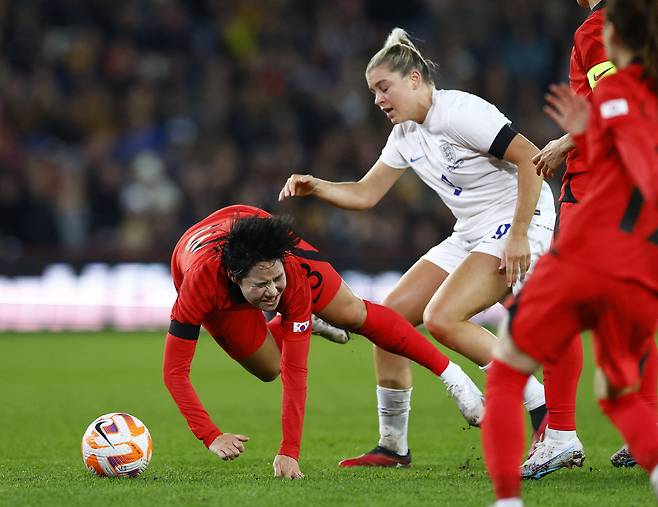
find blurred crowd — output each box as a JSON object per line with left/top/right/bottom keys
{"left": 0, "top": 0, "right": 583, "bottom": 270}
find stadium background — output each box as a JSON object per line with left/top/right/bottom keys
{"left": 1, "top": 0, "right": 582, "bottom": 273}
{"left": 4, "top": 4, "right": 658, "bottom": 506}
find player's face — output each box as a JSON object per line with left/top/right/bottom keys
{"left": 575, "top": 0, "right": 589, "bottom": 8}
{"left": 238, "top": 260, "right": 286, "bottom": 311}
{"left": 367, "top": 66, "right": 419, "bottom": 124}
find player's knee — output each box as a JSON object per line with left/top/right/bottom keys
{"left": 423, "top": 308, "right": 456, "bottom": 346}
{"left": 594, "top": 368, "right": 638, "bottom": 401}
{"left": 339, "top": 297, "right": 368, "bottom": 330}
{"left": 256, "top": 366, "right": 280, "bottom": 383}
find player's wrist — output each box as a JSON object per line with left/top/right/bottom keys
{"left": 203, "top": 428, "right": 223, "bottom": 448}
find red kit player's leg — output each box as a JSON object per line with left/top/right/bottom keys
{"left": 543, "top": 338, "right": 583, "bottom": 430}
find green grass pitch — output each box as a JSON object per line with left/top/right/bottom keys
{"left": 0, "top": 330, "right": 654, "bottom": 506}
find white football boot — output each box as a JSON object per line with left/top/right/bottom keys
{"left": 521, "top": 430, "right": 585, "bottom": 480}
{"left": 443, "top": 366, "right": 485, "bottom": 427}
{"left": 311, "top": 315, "right": 350, "bottom": 344}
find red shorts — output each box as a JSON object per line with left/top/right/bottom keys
{"left": 202, "top": 240, "right": 342, "bottom": 361}
{"left": 509, "top": 253, "right": 658, "bottom": 389}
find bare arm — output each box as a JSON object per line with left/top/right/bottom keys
{"left": 500, "top": 133, "right": 545, "bottom": 286}
{"left": 278, "top": 160, "right": 406, "bottom": 210}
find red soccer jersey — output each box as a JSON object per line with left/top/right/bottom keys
{"left": 556, "top": 63, "right": 658, "bottom": 292}
{"left": 163, "top": 205, "right": 313, "bottom": 460}
{"left": 564, "top": 2, "right": 615, "bottom": 188}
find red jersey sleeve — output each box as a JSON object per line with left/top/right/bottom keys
{"left": 593, "top": 77, "right": 658, "bottom": 205}
{"left": 165, "top": 261, "right": 223, "bottom": 448}
{"left": 163, "top": 332, "right": 222, "bottom": 447}
{"left": 275, "top": 259, "right": 313, "bottom": 460}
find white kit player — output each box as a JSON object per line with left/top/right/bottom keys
{"left": 279, "top": 27, "right": 555, "bottom": 467}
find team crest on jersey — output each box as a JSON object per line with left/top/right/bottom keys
{"left": 440, "top": 142, "right": 457, "bottom": 164}
{"left": 293, "top": 320, "right": 310, "bottom": 333}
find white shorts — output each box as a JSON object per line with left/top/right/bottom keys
{"left": 421, "top": 219, "right": 554, "bottom": 294}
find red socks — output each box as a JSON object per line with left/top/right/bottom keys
{"left": 543, "top": 335, "right": 583, "bottom": 431}
{"left": 482, "top": 360, "right": 528, "bottom": 500}
{"left": 357, "top": 300, "right": 450, "bottom": 376}
{"left": 599, "top": 392, "right": 658, "bottom": 472}
{"left": 639, "top": 340, "right": 658, "bottom": 413}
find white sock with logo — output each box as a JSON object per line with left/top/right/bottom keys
{"left": 376, "top": 386, "right": 412, "bottom": 456}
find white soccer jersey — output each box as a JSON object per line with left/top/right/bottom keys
{"left": 380, "top": 89, "right": 555, "bottom": 241}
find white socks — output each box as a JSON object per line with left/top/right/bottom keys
{"left": 545, "top": 427, "right": 577, "bottom": 442}
{"left": 439, "top": 361, "right": 466, "bottom": 386}
{"left": 523, "top": 375, "right": 546, "bottom": 411}
{"left": 494, "top": 498, "right": 523, "bottom": 507}
{"left": 376, "top": 385, "right": 412, "bottom": 455}
{"left": 481, "top": 361, "right": 545, "bottom": 411}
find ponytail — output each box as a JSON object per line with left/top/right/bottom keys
{"left": 366, "top": 27, "right": 437, "bottom": 85}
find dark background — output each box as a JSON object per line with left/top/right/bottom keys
{"left": 0, "top": 0, "right": 585, "bottom": 274}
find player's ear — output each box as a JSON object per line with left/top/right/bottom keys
{"left": 409, "top": 69, "right": 421, "bottom": 89}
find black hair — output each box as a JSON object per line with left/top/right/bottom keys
{"left": 220, "top": 215, "right": 300, "bottom": 282}
{"left": 607, "top": 0, "right": 658, "bottom": 90}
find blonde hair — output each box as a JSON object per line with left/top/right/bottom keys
{"left": 366, "top": 28, "right": 436, "bottom": 85}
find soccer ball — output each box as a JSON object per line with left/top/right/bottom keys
{"left": 81, "top": 412, "right": 152, "bottom": 477}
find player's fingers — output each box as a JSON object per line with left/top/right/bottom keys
{"left": 531, "top": 152, "right": 541, "bottom": 165}
{"left": 507, "top": 258, "right": 519, "bottom": 287}
{"left": 235, "top": 434, "right": 250, "bottom": 442}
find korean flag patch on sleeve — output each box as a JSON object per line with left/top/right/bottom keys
{"left": 600, "top": 98, "right": 629, "bottom": 119}
{"left": 293, "top": 320, "right": 310, "bottom": 333}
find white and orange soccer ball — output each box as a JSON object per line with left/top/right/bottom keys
{"left": 81, "top": 412, "right": 152, "bottom": 477}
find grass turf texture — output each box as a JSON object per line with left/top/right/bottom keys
{"left": 0, "top": 331, "right": 654, "bottom": 506}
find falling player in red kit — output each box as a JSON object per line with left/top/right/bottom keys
{"left": 482, "top": 0, "right": 658, "bottom": 505}
{"left": 163, "top": 205, "right": 483, "bottom": 478}
{"left": 527, "top": 0, "right": 658, "bottom": 477}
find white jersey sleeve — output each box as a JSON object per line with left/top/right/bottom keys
{"left": 379, "top": 126, "right": 408, "bottom": 169}
{"left": 444, "top": 92, "right": 512, "bottom": 156}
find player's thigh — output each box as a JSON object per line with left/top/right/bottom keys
{"left": 383, "top": 257, "right": 450, "bottom": 325}
{"left": 316, "top": 281, "right": 367, "bottom": 330}
{"left": 237, "top": 331, "right": 281, "bottom": 382}
{"left": 204, "top": 309, "right": 280, "bottom": 381}
{"left": 592, "top": 282, "right": 658, "bottom": 391}
{"left": 425, "top": 252, "right": 508, "bottom": 324}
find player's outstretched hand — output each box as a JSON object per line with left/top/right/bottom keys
{"left": 544, "top": 84, "right": 590, "bottom": 136}
{"left": 532, "top": 137, "right": 571, "bottom": 179}
{"left": 500, "top": 233, "right": 531, "bottom": 288}
{"left": 273, "top": 454, "right": 304, "bottom": 479}
{"left": 208, "top": 433, "right": 249, "bottom": 461}
{"left": 278, "top": 174, "right": 318, "bottom": 201}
